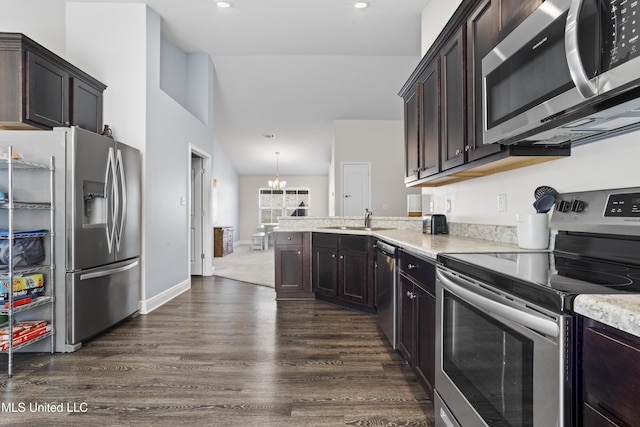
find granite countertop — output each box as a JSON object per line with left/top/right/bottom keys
{"left": 275, "top": 224, "right": 523, "bottom": 260}
{"left": 276, "top": 216, "right": 640, "bottom": 338}
{"left": 573, "top": 295, "right": 640, "bottom": 338}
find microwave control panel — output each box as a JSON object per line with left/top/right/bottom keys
{"left": 605, "top": 0, "right": 640, "bottom": 70}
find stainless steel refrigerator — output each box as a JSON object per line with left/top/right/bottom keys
{"left": 65, "top": 127, "right": 141, "bottom": 345}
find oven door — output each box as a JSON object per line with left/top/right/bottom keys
{"left": 482, "top": 0, "right": 599, "bottom": 145}
{"left": 435, "top": 267, "right": 572, "bottom": 427}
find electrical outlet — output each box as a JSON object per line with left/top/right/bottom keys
{"left": 445, "top": 199, "right": 452, "bottom": 213}
{"left": 498, "top": 194, "right": 507, "bottom": 212}
{"left": 429, "top": 201, "right": 434, "bottom": 213}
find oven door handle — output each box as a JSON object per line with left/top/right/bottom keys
{"left": 437, "top": 269, "right": 559, "bottom": 338}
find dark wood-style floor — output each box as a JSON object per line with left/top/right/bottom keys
{"left": 0, "top": 277, "right": 433, "bottom": 426}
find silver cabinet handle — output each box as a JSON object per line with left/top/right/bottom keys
{"left": 437, "top": 269, "right": 559, "bottom": 338}
{"left": 566, "top": 0, "right": 597, "bottom": 98}
{"left": 455, "top": 149, "right": 461, "bottom": 156}
{"left": 408, "top": 263, "right": 418, "bottom": 270}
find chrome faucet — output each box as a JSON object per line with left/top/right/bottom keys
{"left": 364, "top": 208, "right": 373, "bottom": 228}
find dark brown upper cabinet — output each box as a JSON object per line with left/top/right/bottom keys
{"left": 466, "top": 0, "right": 503, "bottom": 162}
{"left": 418, "top": 60, "right": 440, "bottom": 178}
{"left": 399, "top": 0, "right": 569, "bottom": 187}
{"left": 440, "top": 28, "right": 465, "bottom": 171}
{"left": 0, "top": 33, "right": 106, "bottom": 133}
{"left": 404, "top": 89, "right": 420, "bottom": 183}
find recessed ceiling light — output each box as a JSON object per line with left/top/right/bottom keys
{"left": 354, "top": 1, "right": 368, "bottom": 8}
{"left": 216, "top": 1, "right": 232, "bottom": 8}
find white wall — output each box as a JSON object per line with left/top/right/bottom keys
{"left": 419, "top": 0, "right": 640, "bottom": 227}
{"left": 238, "top": 175, "right": 329, "bottom": 241}
{"left": 333, "top": 120, "right": 421, "bottom": 217}
{"left": 0, "top": 1, "right": 240, "bottom": 316}
{"left": 0, "top": 0, "right": 67, "bottom": 58}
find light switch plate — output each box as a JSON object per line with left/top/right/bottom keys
{"left": 498, "top": 194, "right": 507, "bottom": 212}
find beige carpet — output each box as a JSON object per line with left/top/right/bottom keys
{"left": 212, "top": 243, "right": 275, "bottom": 288}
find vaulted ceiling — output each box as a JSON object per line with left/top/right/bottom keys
{"left": 72, "top": 0, "right": 429, "bottom": 175}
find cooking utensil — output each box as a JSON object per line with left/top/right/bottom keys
{"left": 534, "top": 186, "right": 558, "bottom": 199}
{"left": 533, "top": 193, "right": 556, "bottom": 213}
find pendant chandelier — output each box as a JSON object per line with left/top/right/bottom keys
{"left": 268, "top": 151, "right": 286, "bottom": 189}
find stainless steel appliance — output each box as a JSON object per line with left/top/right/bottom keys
{"left": 483, "top": 0, "right": 640, "bottom": 147}
{"left": 435, "top": 187, "right": 640, "bottom": 427}
{"left": 65, "top": 126, "right": 141, "bottom": 346}
{"left": 423, "top": 214, "right": 448, "bottom": 234}
{"left": 375, "top": 240, "right": 397, "bottom": 349}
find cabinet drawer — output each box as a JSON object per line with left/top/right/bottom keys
{"left": 313, "top": 232, "right": 338, "bottom": 248}
{"left": 398, "top": 250, "right": 435, "bottom": 292}
{"left": 583, "top": 326, "right": 640, "bottom": 426}
{"left": 276, "top": 232, "right": 303, "bottom": 246}
{"left": 339, "top": 235, "right": 371, "bottom": 252}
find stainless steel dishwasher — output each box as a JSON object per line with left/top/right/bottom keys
{"left": 375, "top": 240, "right": 397, "bottom": 349}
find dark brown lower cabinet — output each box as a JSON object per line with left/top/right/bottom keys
{"left": 580, "top": 316, "right": 640, "bottom": 427}
{"left": 312, "top": 233, "right": 375, "bottom": 312}
{"left": 397, "top": 250, "right": 436, "bottom": 398}
{"left": 274, "top": 232, "right": 313, "bottom": 300}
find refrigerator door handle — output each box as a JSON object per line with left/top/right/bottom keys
{"left": 105, "top": 147, "right": 118, "bottom": 254}
{"left": 79, "top": 259, "right": 139, "bottom": 281}
{"left": 115, "top": 148, "right": 127, "bottom": 253}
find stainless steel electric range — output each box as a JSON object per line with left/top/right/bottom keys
{"left": 434, "top": 187, "right": 640, "bottom": 427}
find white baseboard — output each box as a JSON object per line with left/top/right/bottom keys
{"left": 139, "top": 278, "right": 191, "bottom": 314}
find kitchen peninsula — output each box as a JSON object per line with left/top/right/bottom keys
{"left": 273, "top": 215, "right": 524, "bottom": 302}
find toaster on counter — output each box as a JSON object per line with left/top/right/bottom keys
{"left": 423, "top": 214, "right": 448, "bottom": 234}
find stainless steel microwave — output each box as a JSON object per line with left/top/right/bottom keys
{"left": 483, "top": 0, "right": 640, "bottom": 146}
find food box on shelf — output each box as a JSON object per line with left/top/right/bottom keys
{"left": 0, "top": 322, "right": 51, "bottom": 351}
{"left": 0, "top": 273, "right": 44, "bottom": 294}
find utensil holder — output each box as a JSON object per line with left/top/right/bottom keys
{"left": 516, "top": 213, "right": 549, "bottom": 249}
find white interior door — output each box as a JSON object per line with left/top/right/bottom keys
{"left": 342, "top": 162, "right": 370, "bottom": 216}
{"left": 190, "top": 155, "right": 204, "bottom": 275}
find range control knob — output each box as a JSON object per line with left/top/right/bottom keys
{"left": 570, "top": 199, "right": 586, "bottom": 212}
{"left": 556, "top": 200, "right": 571, "bottom": 212}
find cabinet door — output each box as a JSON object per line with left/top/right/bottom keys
{"left": 404, "top": 88, "right": 420, "bottom": 183}
{"left": 338, "top": 249, "right": 369, "bottom": 305}
{"left": 418, "top": 61, "right": 440, "bottom": 178}
{"left": 313, "top": 246, "right": 338, "bottom": 296}
{"left": 397, "top": 275, "right": 415, "bottom": 364}
{"left": 498, "top": 0, "right": 544, "bottom": 41}
{"left": 275, "top": 244, "right": 304, "bottom": 292}
{"left": 414, "top": 284, "right": 436, "bottom": 399}
{"left": 582, "top": 323, "right": 640, "bottom": 426}
{"left": 466, "top": 0, "right": 503, "bottom": 162}
{"left": 440, "top": 28, "right": 466, "bottom": 171}
{"left": 71, "top": 77, "right": 103, "bottom": 133}
{"left": 26, "top": 51, "right": 70, "bottom": 129}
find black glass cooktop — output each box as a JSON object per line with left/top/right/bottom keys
{"left": 437, "top": 251, "right": 640, "bottom": 312}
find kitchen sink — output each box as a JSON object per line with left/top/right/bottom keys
{"left": 319, "top": 226, "right": 393, "bottom": 231}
